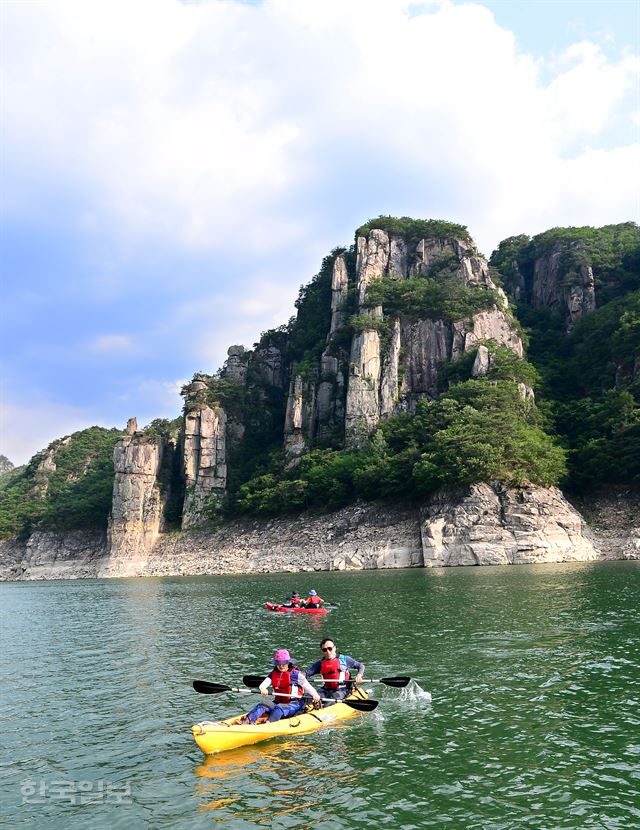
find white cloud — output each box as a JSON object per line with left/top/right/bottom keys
{"left": 545, "top": 44, "right": 640, "bottom": 143}
{"left": 2, "top": 0, "right": 638, "bottom": 259}
{"left": 88, "top": 334, "right": 134, "bottom": 353}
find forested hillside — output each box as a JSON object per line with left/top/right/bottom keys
{"left": 0, "top": 427, "right": 123, "bottom": 539}
{"left": 490, "top": 223, "right": 640, "bottom": 491}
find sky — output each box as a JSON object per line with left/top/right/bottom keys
{"left": 1, "top": 0, "right": 639, "bottom": 466}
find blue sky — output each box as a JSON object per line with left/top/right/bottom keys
{"left": 1, "top": 0, "right": 639, "bottom": 465}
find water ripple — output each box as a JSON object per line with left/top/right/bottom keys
{"left": 1, "top": 562, "right": 638, "bottom": 828}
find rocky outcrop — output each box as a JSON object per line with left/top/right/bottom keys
{"left": 137, "top": 484, "right": 604, "bottom": 575}
{"left": 402, "top": 318, "right": 452, "bottom": 398}
{"left": 182, "top": 405, "right": 227, "bottom": 528}
{"left": 100, "top": 431, "right": 167, "bottom": 576}
{"left": 3, "top": 219, "right": 637, "bottom": 584}
{"left": 284, "top": 372, "right": 315, "bottom": 462}
{"left": 316, "top": 352, "right": 347, "bottom": 443}
{"left": 472, "top": 344, "right": 492, "bottom": 377}
{"left": 225, "top": 345, "right": 248, "bottom": 384}
{"left": 463, "top": 309, "right": 524, "bottom": 358}
{"left": 329, "top": 254, "right": 349, "bottom": 333}
{"left": 567, "top": 489, "right": 640, "bottom": 561}
{"left": 356, "top": 230, "right": 390, "bottom": 304}
{"left": 253, "top": 344, "right": 285, "bottom": 388}
{"left": 3, "top": 485, "right": 637, "bottom": 580}
{"left": 345, "top": 320, "right": 383, "bottom": 444}
{"left": 380, "top": 319, "right": 402, "bottom": 416}
{"left": 345, "top": 235, "right": 386, "bottom": 445}
{"left": 531, "top": 243, "right": 596, "bottom": 329}
{"left": 0, "top": 530, "right": 108, "bottom": 581}
{"left": 314, "top": 255, "right": 350, "bottom": 443}
{"left": 147, "top": 502, "right": 423, "bottom": 576}
{"left": 344, "top": 228, "right": 524, "bottom": 443}
{"left": 420, "top": 482, "right": 599, "bottom": 566}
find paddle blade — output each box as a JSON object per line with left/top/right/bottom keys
{"left": 379, "top": 676, "right": 411, "bottom": 688}
{"left": 192, "top": 680, "right": 231, "bottom": 695}
{"left": 243, "top": 675, "right": 267, "bottom": 688}
{"left": 344, "top": 697, "right": 378, "bottom": 712}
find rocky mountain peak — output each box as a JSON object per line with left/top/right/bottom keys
{"left": 531, "top": 241, "right": 596, "bottom": 330}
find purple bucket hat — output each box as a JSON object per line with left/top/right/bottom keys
{"left": 272, "top": 648, "right": 296, "bottom": 665}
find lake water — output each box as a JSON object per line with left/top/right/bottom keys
{"left": 1, "top": 562, "right": 638, "bottom": 829}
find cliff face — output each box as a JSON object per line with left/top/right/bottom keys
{"left": 531, "top": 242, "right": 596, "bottom": 330}
{"left": 182, "top": 404, "right": 227, "bottom": 528}
{"left": 420, "top": 483, "right": 598, "bottom": 566}
{"left": 343, "top": 229, "right": 523, "bottom": 444}
{"left": 281, "top": 227, "right": 524, "bottom": 452}
{"left": 0, "top": 531, "right": 107, "bottom": 581}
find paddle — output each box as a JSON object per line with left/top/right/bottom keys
{"left": 243, "top": 674, "right": 410, "bottom": 689}
{"left": 192, "top": 680, "right": 378, "bottom": 711}
{"left": 365, "top": 676, "right": 411, "bottom": 688}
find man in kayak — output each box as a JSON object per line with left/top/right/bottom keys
{"left": 305, "top": 638, "right": 365, "bottom": 704}
{"left": 303, "top": 589, "right": 326, "bottom": 608}
{"left": 240, "top": 649, "right": 320, "bottom": 724}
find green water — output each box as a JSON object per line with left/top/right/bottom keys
{"left": 1, "top": 563, "right": 638, "bottom": 829}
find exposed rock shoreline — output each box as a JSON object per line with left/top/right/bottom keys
{"left": 1, "top": 484, "right": 637, "bottom": 582}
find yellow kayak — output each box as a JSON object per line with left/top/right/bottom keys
{"left": 191, "top": 690, "right": 369, "bottom": 755}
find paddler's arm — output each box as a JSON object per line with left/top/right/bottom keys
{"left": 297, "top": 671, "right": 321, "bottom": 702}
{"left": 304, "top": 660, "right": 322, "bottom": 678}
{"left": 346, "top": 656, "right": 365, "bottom": 684}
{"left": 258, "top": 677, "right": 272, "bottom": 696}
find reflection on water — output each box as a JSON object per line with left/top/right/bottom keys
{"left": 1, "top": 562, "right": 638, "bottom": 829}
{"left": 194, "top": 738, "right": 361, "bottom": 824}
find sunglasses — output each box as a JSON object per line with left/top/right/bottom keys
{"left": 321, "top": 645, "right": 335, "bottom": 652}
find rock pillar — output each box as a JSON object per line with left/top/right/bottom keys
{"left": 182, "top": 406, "right": 227, "bottom": 528}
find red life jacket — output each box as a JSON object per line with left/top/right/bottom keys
{"left": 320, "top": 655, "right": 350, "bottom": 690}
{"left": 270, "top": 667, "right": 302, "bottom": 704}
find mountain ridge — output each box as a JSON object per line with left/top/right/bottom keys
{"left": 1, "top": 217, "right": 638, "bottom": 579}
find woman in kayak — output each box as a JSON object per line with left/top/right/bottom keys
{"left": 305, "top": 638, "right": 365, "bottom": 703}
{"left": 282, "top": 591, "right": 302, "bottom": 608}
{"left": 241, "top": 649, "right": 320, "bottom": 724}
{"left": 303, "top": 589, "right": 325, "bottom": 607}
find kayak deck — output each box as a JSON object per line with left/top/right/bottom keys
{"left": 265, "top": 602, "right": 328, "bottom": 615}
{"left": 192, "top": 690, "right": 368, "bottom": 755}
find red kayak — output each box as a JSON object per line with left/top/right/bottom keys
{"left": 265, "top": 602, "right": 328, "bottom": 615}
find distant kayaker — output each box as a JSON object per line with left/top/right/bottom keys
{"left": 240, "top": 649, "right": 320, "bottom": 724}
{"left": 305, "top": 638, "right": 365, "bottom": 703}
{"left": 303, "top": 589, "right": 325, "bottom": 608}
{"left": 282, "top": 591, "right": 302, "bottom": 608}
